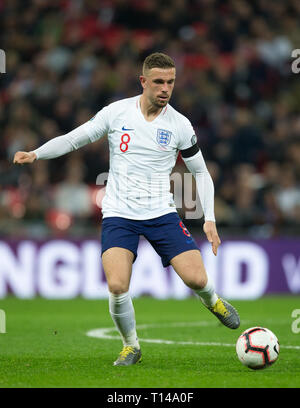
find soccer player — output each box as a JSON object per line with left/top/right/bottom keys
{"left": 14, "top": 52, "right": 240, "bottom": 366}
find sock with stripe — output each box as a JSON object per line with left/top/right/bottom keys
{"left": 109, "top": 291, "right": 140, "bottom": 349}
{"left": 193, "top": 275, "right": 218, "bottom": 307}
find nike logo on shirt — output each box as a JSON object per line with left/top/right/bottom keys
{"left": 122, "top": 126, "right": 134, "bottom": 131}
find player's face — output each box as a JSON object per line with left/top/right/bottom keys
{"left": 140, "top": 68, "right": 176, "bottom": 108}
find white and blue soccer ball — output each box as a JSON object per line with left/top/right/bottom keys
{"left": 236, "top": 327, "right": 280, "bottom": 370}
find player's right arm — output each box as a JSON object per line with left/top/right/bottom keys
{"left": 13, "top": 106, "right": 110, "bottom": 164}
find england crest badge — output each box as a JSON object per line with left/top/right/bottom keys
{"left": 156, "top": 128, "right": 172, "bottom": 148}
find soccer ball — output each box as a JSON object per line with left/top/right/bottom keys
{"left": 236, "top": 327, "right": 280, "bottom": 370}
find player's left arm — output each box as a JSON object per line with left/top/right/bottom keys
{"left": 181, "top": 145, "right": 221, "bottom": 256}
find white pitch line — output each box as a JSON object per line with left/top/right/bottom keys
{"left": 86, "top": 322, "right": 300, "bottom": 350}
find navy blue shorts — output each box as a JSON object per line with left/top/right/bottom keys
{"left": 101, "top": 212, "right": 199, "bottom": 267}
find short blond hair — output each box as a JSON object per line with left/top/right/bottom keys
{"left": 142, "top": 52, "right": 175, "bottom": 75}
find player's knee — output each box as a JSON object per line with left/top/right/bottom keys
{"left": 108, "top": 282, "right": 129, "bottom": 295}
{"left": 185, "top": 274, "right": 208, "bottom": 290}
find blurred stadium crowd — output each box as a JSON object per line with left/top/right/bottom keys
{"left": 0, "top": 0, "right": 300, "bottom": 238}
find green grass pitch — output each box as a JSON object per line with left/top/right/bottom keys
{"left": 0, "top": 295, "right": 299, "bottom": 388}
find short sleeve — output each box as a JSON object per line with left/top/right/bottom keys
{"left": 83, "top": 105, "right": 111, "bottom": 143}
{"left": 176, "top": 115, "right": 197, "bottom": 151}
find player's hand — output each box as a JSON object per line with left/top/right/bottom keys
{"left": 203, "top": 220, "right": 221, "bottom": 256}
{"left": 13, "top": 151, "right": 37, "bottom": 164}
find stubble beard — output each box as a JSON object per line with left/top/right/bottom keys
{"left": 150, "top": 95, "right": 169, "bottom": 110}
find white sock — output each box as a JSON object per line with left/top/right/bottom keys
{"left": 193, "top": 275, "right": 218, "bottom": 307}
{"left": 109, "top": 291, "right": 140, "bottom": 349}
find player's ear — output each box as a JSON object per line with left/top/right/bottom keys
{"left": 140, "top": 75, "right": 147, "bottom": 89}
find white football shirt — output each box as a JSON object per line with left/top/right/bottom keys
{"left": 82, "top": 95, "right": 196, "bottom": 220}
